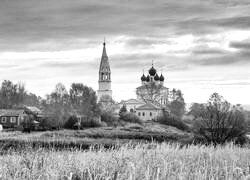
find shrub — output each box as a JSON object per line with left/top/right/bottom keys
{"left": 157, "top": 114, "right": 189, "bottom": 131}
{"left": 120, "top": 112, "right": 142, "bottom": 124}
{"left": 64, "top": 116, "right": 103, "bottom": 129}
{"left": 119, "top": 104, "right": 127, "bottom": 117}
{"left": 100, "top": 110, "right": 118, "bottom": 126}
{"left": 81, "top": 118, "right": 103, "bottom": 128}
{"left": 64, "top": 116, "right": 78, "bottom": 129}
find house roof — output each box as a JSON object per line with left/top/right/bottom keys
{"left": 120, "top": 98, "right": 145, "bottom": 105}
{"left": 25, "top": 106, "right": 41, "bottom": 113}
{"left": 0, "top": 109, "right": 25, "bottom": 116}
{"left": 136, "top": 102, "right": 162, "bottom": 110}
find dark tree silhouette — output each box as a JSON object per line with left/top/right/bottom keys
{"left": 194, "top": 93, "right": 247, "bottom": 145}
{"left": 119, "top": 104, "right": 127, "bottom": 117}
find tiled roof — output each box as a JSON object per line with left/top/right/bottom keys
{"left": 136, "top": 102, "right": 162, "bottom": 110}
{"left": 0, "top": 109, "right": 25, "bottom": 116}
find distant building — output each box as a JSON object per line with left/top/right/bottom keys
{"left": 118, "top": 99, "right": 145, "bottom": 112}
{"left": 0, "top": 106, "right": 42, "bottom": 129}
{"left": 118, "top": 64, "right": 169, "bottom": 121}
{"left": 136, "top": 102, "right": 163, "bottom": 121}
{"left": 97, "top": 41, "right": 112, "bottom": 100}
{"left": 0, "top": 109, "right": 28, "bottom": 128}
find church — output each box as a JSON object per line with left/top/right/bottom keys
{"left": 97, "top": 41, "right": 168, "bottom": 121}
{"left": 136, "top": 64, "right": 169, "bottom": 106}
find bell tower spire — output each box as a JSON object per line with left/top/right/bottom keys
{"left": 97, "top": 40, "right": 112, "bottom": 100}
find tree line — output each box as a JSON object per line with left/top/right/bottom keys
{"left": 0, "top": 80, "right": 248, "bottom": 145}
{"left": 0, "top": 80, "right": 100, "bottom": 129}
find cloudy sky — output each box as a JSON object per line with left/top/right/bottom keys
{"left": 0, "top": 0, "right": 250, "bottom": 104}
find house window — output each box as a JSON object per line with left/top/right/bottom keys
{"left": 138, "top": 112, "right": 141, "bottom": 116}
{"left": 150, "top": 112, "right": 152, "bottom": 116}
{"left": 10, "top": 117, "right": 16, "bottom": 123}
{"left": 1, "top": 117, "right": 7, "bottom": 123}
{"left": 142, "top": 112, "right": 145, "bottom": 116}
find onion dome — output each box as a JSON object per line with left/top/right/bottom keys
{"left": 141, "top": 74, "right": 146, "bottom": 81}
{"left": 159, "top": 74, "right": 165, "bottom": 81}
{"left": 149, "top": 66, "right": 156, "bottom": 76}
{"left": 146, "top": 75, "right": 150, "bottom": 82}
{"left": 154, "top": 73, "right": 160, "bottom": 81}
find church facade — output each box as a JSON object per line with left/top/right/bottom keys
{"left": 136, "top": 64, "right": 169, "bottom": 106}
{"left": 97, "top": 41, "right": 112, "bottom": 100}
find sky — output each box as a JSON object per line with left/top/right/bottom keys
{"left": 0, "top": 0, "right": 250, "bottom": 105}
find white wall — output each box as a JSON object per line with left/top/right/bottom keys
{"left": 136, "top": 109, "right": 162, "bottom": 121}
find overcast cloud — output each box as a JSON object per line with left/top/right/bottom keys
{"left": 0, "top": 0, "right": 250, "bottom": 104}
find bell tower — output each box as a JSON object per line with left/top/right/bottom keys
{"left": 97, "top": 40, "right": 112, "bottom": 100}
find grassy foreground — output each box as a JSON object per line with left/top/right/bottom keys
{"left": 1, "top": 143, "right": 250, "bottom": 180}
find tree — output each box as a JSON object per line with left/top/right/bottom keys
{"left": 193, "top": 93, "right": 247, "bottom": 145}
{"left": 119, "top": 104, "right": 127, "bottom": 117}
{"left": 136, "top": 82, "right": 164, "bottom": 103}
{"left": 0, "top": 80, "right": 26, "bottom": 108}
{"left": 69, "top": 83, "right": 100, "bottom": 118}
{"left": 99, "top": 95, "right": 117, "bottom": 126}
{"left": 168, "top": 89, "right": 185, "bottom": 118}
{"left": 188, "top": 103, "right": 206, "bottom": 119}
{"left": 64, "top": 116, "right": 78, "bottom": 129}
{"left": 23, "top": 93, "right": 42, "bottom": 107}
{"left": 98, "top": 95, "right": 116, "bottom": 112}
{"left": 42, "top": 83, "right": 72, "bottom": 128}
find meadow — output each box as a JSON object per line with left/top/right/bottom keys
{"left": 0, "top": 122, "right": 191, "bottom": 151}
{"left": 1, "top": 123, "right": 249, "bottom": 180}
{"left": 1, "top": 142, "right": 250, "bottom": 180}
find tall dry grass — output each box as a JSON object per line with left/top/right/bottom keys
{"left": 0, "top": 143, "right": 250, "bottom": 180}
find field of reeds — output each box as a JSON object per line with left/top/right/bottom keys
{"left": 1, "top": 142, "right": 250, "bottom": 180}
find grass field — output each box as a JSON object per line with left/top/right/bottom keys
{"left": 1, "top": 123, "right": 249, "bottom": 179}
{"left": 0, "top": 122, "right": 192, "bottom": 151}
{"left": 1, "top": 143, "right": 250, "bottom": 180}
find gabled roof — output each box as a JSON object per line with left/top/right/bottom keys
{"left": 136, "top": 102, "right": 162, "bottom": 110}
{"left": 0, "top": 109, "right": 25, "bottom": 116}
{"left": 120, "top": 98, "right": 145, "bottom": 105}
{"left": 25, "top": 106, "right": 41, "bottom": 114}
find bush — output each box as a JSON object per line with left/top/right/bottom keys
{"left": 81, "top": 118, "right": 103, "bottom": 128}
{"left": 64, "top": 116, "right": 78, "bottom": 129}
{"left": 64, "top": 116, "right": 103, "bottom": 129}
{"left": 157, "top": 114, "right": 189, "bottom": 131}
{"left": 120, "top": 112, "right": 142, "bottom": 124}
{"left": 100, "top": 111, "right": 118, "bottom": 126}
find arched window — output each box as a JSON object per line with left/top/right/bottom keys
{"left": 138, "top": 112, "right": 141, "bottom": 116}
{"left": 150, "top": 112, "right": 152, "bottom": 116}
{"left": 142, "top": 112, "right": 145, "bottom": 116}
